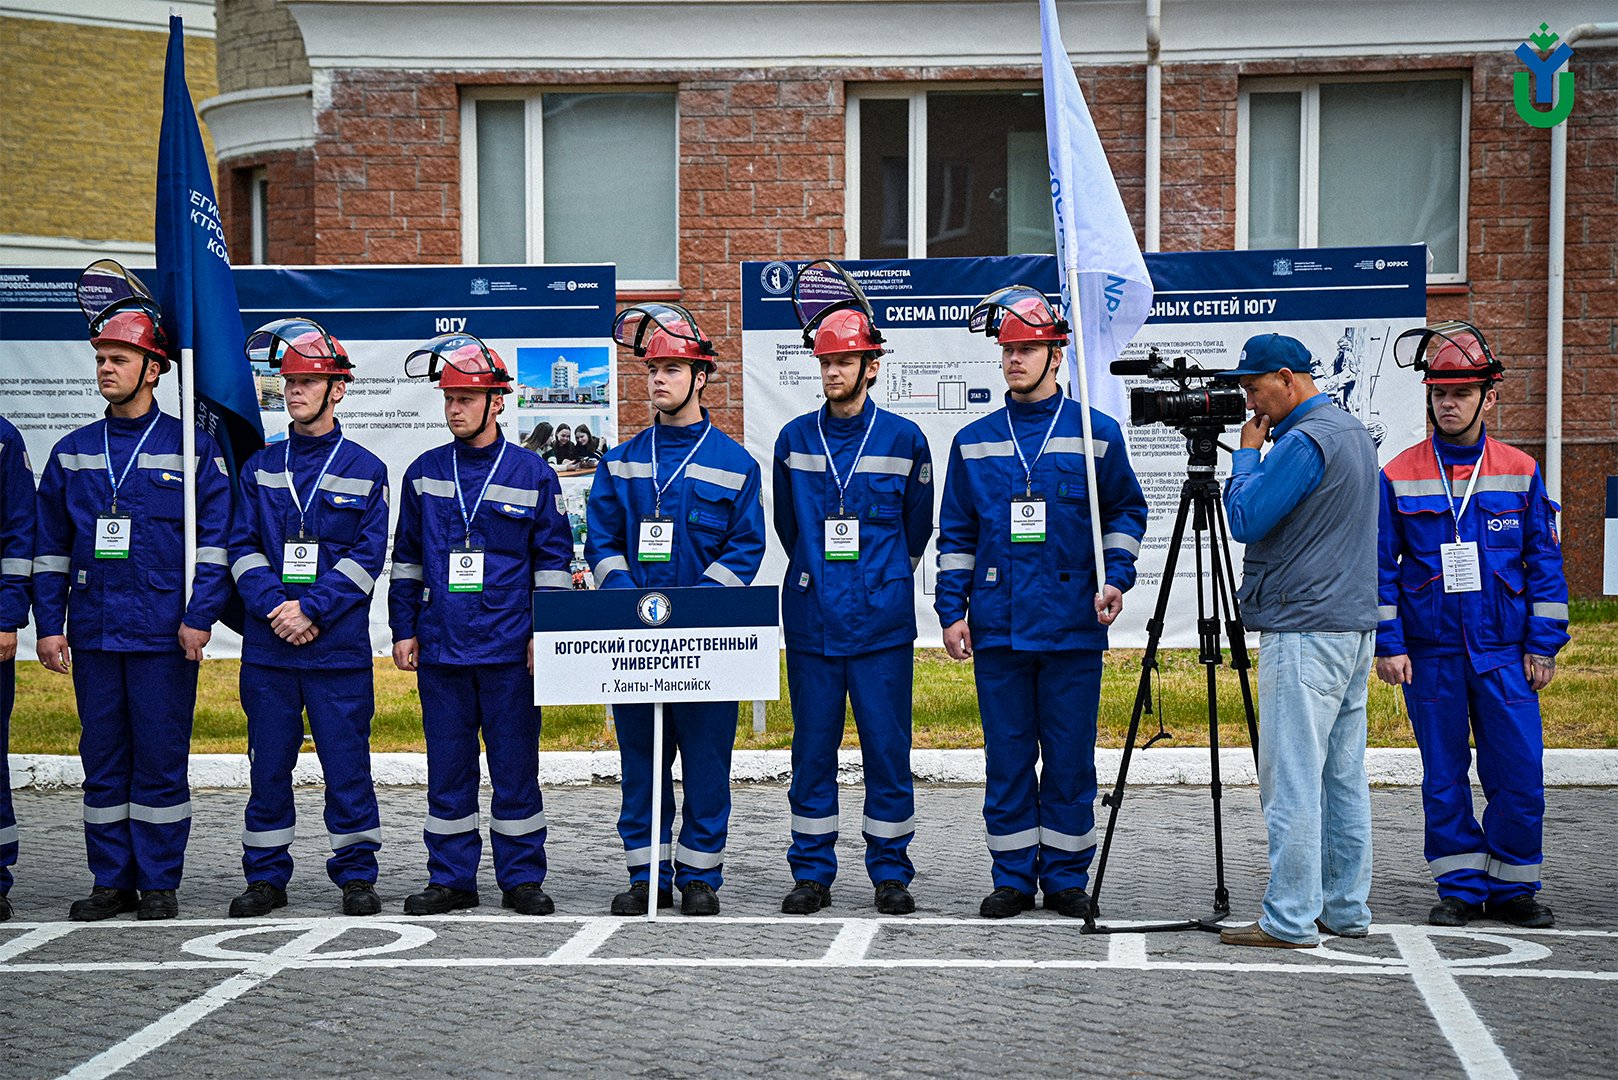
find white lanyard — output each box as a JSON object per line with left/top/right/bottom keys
{"left": 1432, "top": 435, "right": 1484, "bottom": 543}
{"left": 650, "top": 418, "right": 711, "bottom": 517}
{"left": 1007, "top": 397, "right": 1065, "bottom": 496}
{"left": 284, "top": 436, "right": 345, "bottom": 539}
{"left": 452, "top": 440, "right": 508, "bottom": 545}
{"left": 102, "top": 410, "right": 162, "bottom": 512}
{"left": 815, "top": 404, "right": 877, "bottom": 514}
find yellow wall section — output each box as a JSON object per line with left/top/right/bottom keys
{"left": 0, "top": 17, "right": 219, "bottom": 244}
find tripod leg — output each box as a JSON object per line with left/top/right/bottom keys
{"left": 1087, "top": 479, "right": 1194, "bottom": 927}
{"left": 1211, "top": 490, "right": 1261, "bottom": 763}
{"left": 1191, "top": 488, "right": 1231, "bottom": 917}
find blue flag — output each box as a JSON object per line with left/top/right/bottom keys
{"left": 1040, "top": 0, "right": 1154, "bottom": 418}
{"left": 154, "top": 14, "right": 263, "bottom": 478}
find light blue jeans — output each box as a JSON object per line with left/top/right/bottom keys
{"left": 1256, "top": 630, "right": 1375, "bottom": 943}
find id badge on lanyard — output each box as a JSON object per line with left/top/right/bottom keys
{"left": 1010, "top": 497, "right": 1047, "bottom": 543}
{"left": 1440, "top": 541, "right": 1481, "bottom": 593}
{"left": 448, "top": 546, "right": 485, "bottom": 592}
{"left": 638, "top": 517, "right": 674, "bottom": 562}
{"left": 94, "top": 513, "right": 132, "bottom": 559}
{"left": 824, "top": 514, "right": 860, "bottom": 560}
{"left": 282, "top": 539, "right": 320, "bottom": 583}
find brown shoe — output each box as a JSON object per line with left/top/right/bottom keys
{"left": 1315, "top": 917, "right": 1369, "bottom": 939}
{"left": 1219, "top": 921, "right": 1316, "bottom": 949}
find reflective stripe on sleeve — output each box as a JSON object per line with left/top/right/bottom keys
{"left": 34, "top": 555, "right": 71, "bottom": 575}
{"left": 1101, "top": 532, "right": 1141, "bottom": 556}
{"left": 1, "top": 557, "right": 33, "bottom": 576}
{"left": 333, "top": 557, "right": 376, "bottom": 593}
{"left": 196, "top": 546, "right": 229, "bottom": 566}
{"left": 1531, "top": 602, "right": 1569, "bottom": 620}
{"left": 1378, "top": 605, "right": 1399, "bottom": 621}
{"left": 937, "top": 552, "right": 975, "bottom": 571}
{"left": 232, "top": 553, "right": 271, "bottom": 581}
{"left": 790, "top": 813, "right": 839, "bottom": 835}
{"left": 985, "top": 826, "right": 1041, "bottom": 852}
{"left": 593, "top": 555, "right": 630, "bottom": 579}
{"left": 392, "top": 561, "right": 424, "bottom": 581}
{"left": 703, "top": 562, "right": 745, "bottom": 588}
{"left": 534, "top": 569, "right": 574, "bottom": 589}
{"left": 861, "top": 814, "right": 915, "bottom": 839}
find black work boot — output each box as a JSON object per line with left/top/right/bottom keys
{"left": 680, "top": 880, "right": 720, "bottom": 916}
{"left": 874, "top": 880, "right": 916, "bottom": 915}
{"left": 610, "top": 880, "right": 673, "bottom": 916}
{"left": 1429, "top": 896, "right": 1481, "bottom": 927}
{"left": 69, "top": 886, "right": 138, "bottom": 922}
{"left": 1043, "top": 887, "right": 1092, "bottom": 919}
{"left": 229, "top": 881, "right": 287, "bottom": 918}
{"left": 403, "top": 883, "right": 479, "bottom": 915}
{"left": 341, "top": 881, "right": 382, "bottom": 917}
{"left": 138, "top": 889, "right": 179, "bottom": 921}
{"left": 781, "top": 880, "right": 832, "bottom": 914}
{"left": 0, "top": 894, "right": 12, "bottom": 922}
{"left": 1486, "top": 893, "right": 1555, "bottom": 928}
{"left": 502, "top": 883, "right": 556, "bottom": 916}
{"left": 979, "top": 886, "right": 1034, "bottom": 919}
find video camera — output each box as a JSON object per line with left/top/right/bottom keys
{"left": 1109, "top": 347, "right": 1247, "bottom": 431}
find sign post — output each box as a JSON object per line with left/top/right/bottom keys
{"left": 533, "top": 586, "right": 781, "bottom": 920}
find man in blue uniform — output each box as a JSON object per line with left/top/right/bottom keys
{"left": 935, "top": 286, "right": 1147, "bottom": 920}
{"left": 587, "top": 304, "right": 767, "bottom": 917}
{"left": 34, "top": 303, "right": 234, "bottom": 921}
{"left": 227, "top": 319, "right": 389, "bottom": 918}
{"left": 1, "top": 413, "right": 34, "bottom": 922}
{"left": 1376, "top": 322, "right": 1568, "bottom": 929}
{"left": 390, "top": 334, "right": 574, "bottom": 916}
{"left": 772, "top": 306, "right": 932, "bottom": 916}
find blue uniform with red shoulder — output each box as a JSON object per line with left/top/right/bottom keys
{"left": 1378, "top": 430, "right": 1569, "bottom": 905}
{"left": 33, "top": 407, "right": 233, "bottom": 891}
{"left": 1, "top": 416, "right": 34, "bottom": 896}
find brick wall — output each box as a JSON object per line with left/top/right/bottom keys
{"left": 0, "top": 17, "right": 217, "bottom": 244}
{"left": 214, "top": 0, "right": 311, "bottom": 95}
{"left": 261, "top": 50, "right": 1616, "bottom": 592}
{"left": 216, "top": 148, "right": 316, "bottom": 265}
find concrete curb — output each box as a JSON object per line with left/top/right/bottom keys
{"left": 10, "top": 748, "right": 1617, "bottom": 790}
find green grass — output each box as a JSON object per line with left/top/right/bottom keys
{"left": 13, "top": 603, "right": 1616, "bottom": 753}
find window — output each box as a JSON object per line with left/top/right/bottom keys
{"left": 847, "top": 88, "right": 1054, "bottom": 260}
{"left": 249, "top": 167, "right": 269, "bottom": 265}
{"left": 463, "top": 90, "right": 678, "bottom": 286}
{"left": 1239, "top": 75, "right": 1468, "bottom": 282}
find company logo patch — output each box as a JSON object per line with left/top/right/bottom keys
{"left": 555, "top": 494, "right": 566, "bottom": 515}
{"left": 918, "top": 462, "right": 931, "bottom": 485}
{"left": 985, "top": 567, "right": 998, "bottom": 583}
{"left": 470, "top": 278, "right": 490, "bottom": 296}
{"left": 158, "top": 471, "right": 181, "bottom": 483}
{"left": 1272, "top": 258, "right": 1293, "bottom": 276}
{"left": 637, "top": 592, "right": 672, "bottom": 627}
{"left": 331, "top": 494, "right": 355, "bottom": 505}
{"left": 1514, "top": 23, "right": 1576, "bottom": 128}
{"left": 761, "top": 261, "right": 794, "bottom": 296}
{"left": 1486, "top": 517, "right": 1521, "bottom": 532}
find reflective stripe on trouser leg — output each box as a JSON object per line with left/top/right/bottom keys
{"left": 305, "top": 666, "right": 382, "bottom": 887}
{"left": 240, "top": 662, "right": 305, "bottom": 889}
{"left": 477, "top": 662, "right": 547, "bottom": 892}
{"left": 847, "top": 644, "right": 918, "bottom": 887}
{"left": 1033, "top": 649, "right": 1102, "bottom": 893}
{"left": 973, "top": 647, "right": 1043, "bottom": 894}
{"left": 73, "top": 649, "right": 136, "bottom": 889}
{"left": 614, "top": 702, "right": 677, "bottom": 889}
{"left": 668, "top": 699, "right": 737, "bottom": 890}
{"left": 785, "top": 648, "right": 847, "bottom": 886}
{"left": 0, "top": 658, "right": 15, "bottom": 894}
{"left": 125, "top": 651, "right": 199, "bottom": 891}
{"left": 1470, "top": 663, "right": 1546, "bottom": 900}
{"left": 418, "top": 663, "right": 486, "bottom": 893}
{"left": 1406, "top": 653, "right": 1491, "bottom": 907}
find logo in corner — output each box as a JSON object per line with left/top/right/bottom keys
{"left": 637, "top": 592, "right": 672, "bottom": 627}
{"left": 1513, "top": 23, "right": 1576, "bottom": 128}
{"left": 761, "top": 261, "right": 793, "bottom": 296}
{"left": 1271, "top": 258, "right": 1293, "bottom": 277}
{"left": 470, "top": 278, "right": 490, "bottom": 296}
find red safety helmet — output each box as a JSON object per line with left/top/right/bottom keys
{"left": 1394, "top": 321, "right": 1504, "bottom": 385}
{"left": 246, "top": 318, "right": 354, "bottom": 381}
{"left": 614, "top": 303, "right": 717, "bottom": 374}
{"left": 404, "top": 333, "right": 512, "bottom": 394}
{"left": 968, "top": 286, "right": 1070, "bottom": 345}
{"left": 810, "top": 308, "right": 888, "bottom": 358}
{"left": 90, "top": 308, "right": 172, "bottom": 373}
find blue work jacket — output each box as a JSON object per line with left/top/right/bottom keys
{"left": 33, "top": 407, "right": 232, "bottom": 650}
{"left": 389, "top": 433, "right": 574, "bottom": 667}
{"left": 585, "top": 411, "right": 766, "bottom": 591}
{"left": 934, "top": 392, "right": 1147, "bottom": 652}
{"left": 230, "top": 422, "right": 390, "bottom": 670}
{"left": 772, "top": 398, "right": 933, "bottom": 656}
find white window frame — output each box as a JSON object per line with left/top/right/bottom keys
{"left": 461, "top": 87, "right": 680, "bottom": 290}
{"left": 845, "top": 82, "right": 1042, "bottom": 261}
{"left": 248, "top": 166, "right": 269, "bottom": 265}
{"left": 1236, "top": 72, "right": 1470, "bottom": 285}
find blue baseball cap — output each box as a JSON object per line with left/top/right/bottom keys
{"left": 1220, "top": 333, "right": 1313, "bottom": 378}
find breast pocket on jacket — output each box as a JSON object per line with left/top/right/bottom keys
{"left": 483, "top": 499, "right": 535, "bottom": 554}
{"left": 318, "top": 490, "right": 368, "bottom": 547}
{"left": 685, "top": 479, "right": 736, "bottom": 536}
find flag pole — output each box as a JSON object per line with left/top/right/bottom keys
{"left": 182, "top": 345, "right": 197, "bottom": 604}
{"left": 1063, "top": 270, "right": 1109, "bottom": 601}
{"left": 648, "top": 701, "right": 664, "bottom": 922}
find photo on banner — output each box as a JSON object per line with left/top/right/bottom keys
{"left": 740, "top": 247, "right": 1428, "bottom": 648}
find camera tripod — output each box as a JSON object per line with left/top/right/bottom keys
{"left": 1082, "top": 426, "right": 1260, "bottom": 935}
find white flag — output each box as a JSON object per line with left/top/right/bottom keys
{"left": 1040, "top": 0, "right": 1154, "bottom": 418}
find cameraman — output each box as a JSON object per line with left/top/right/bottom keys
{"left": 1215, "top": 333, "right": 1379, "bottom": 950}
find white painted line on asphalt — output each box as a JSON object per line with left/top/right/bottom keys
{"left": 1108, "top": 933, "right": 1149, "bottom": 968}
{"left": 0, "top": 922, "right": 75, "bottom": 962}
{"left": 821, "top": 919, "right": 882, "bottom": 963}
{"left": 549, "top": 918, "right": 622, "bottom": 962}
{"left": 1392, "top": 924, "right": 1519, "bottom": 1080}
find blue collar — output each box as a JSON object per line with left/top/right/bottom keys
{"left": 1272, "top": 392, "right": 1329, "bottom": 440}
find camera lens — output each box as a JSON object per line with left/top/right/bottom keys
{"left": 1129, "top": 387, "right": 1247, "bottom": 428}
